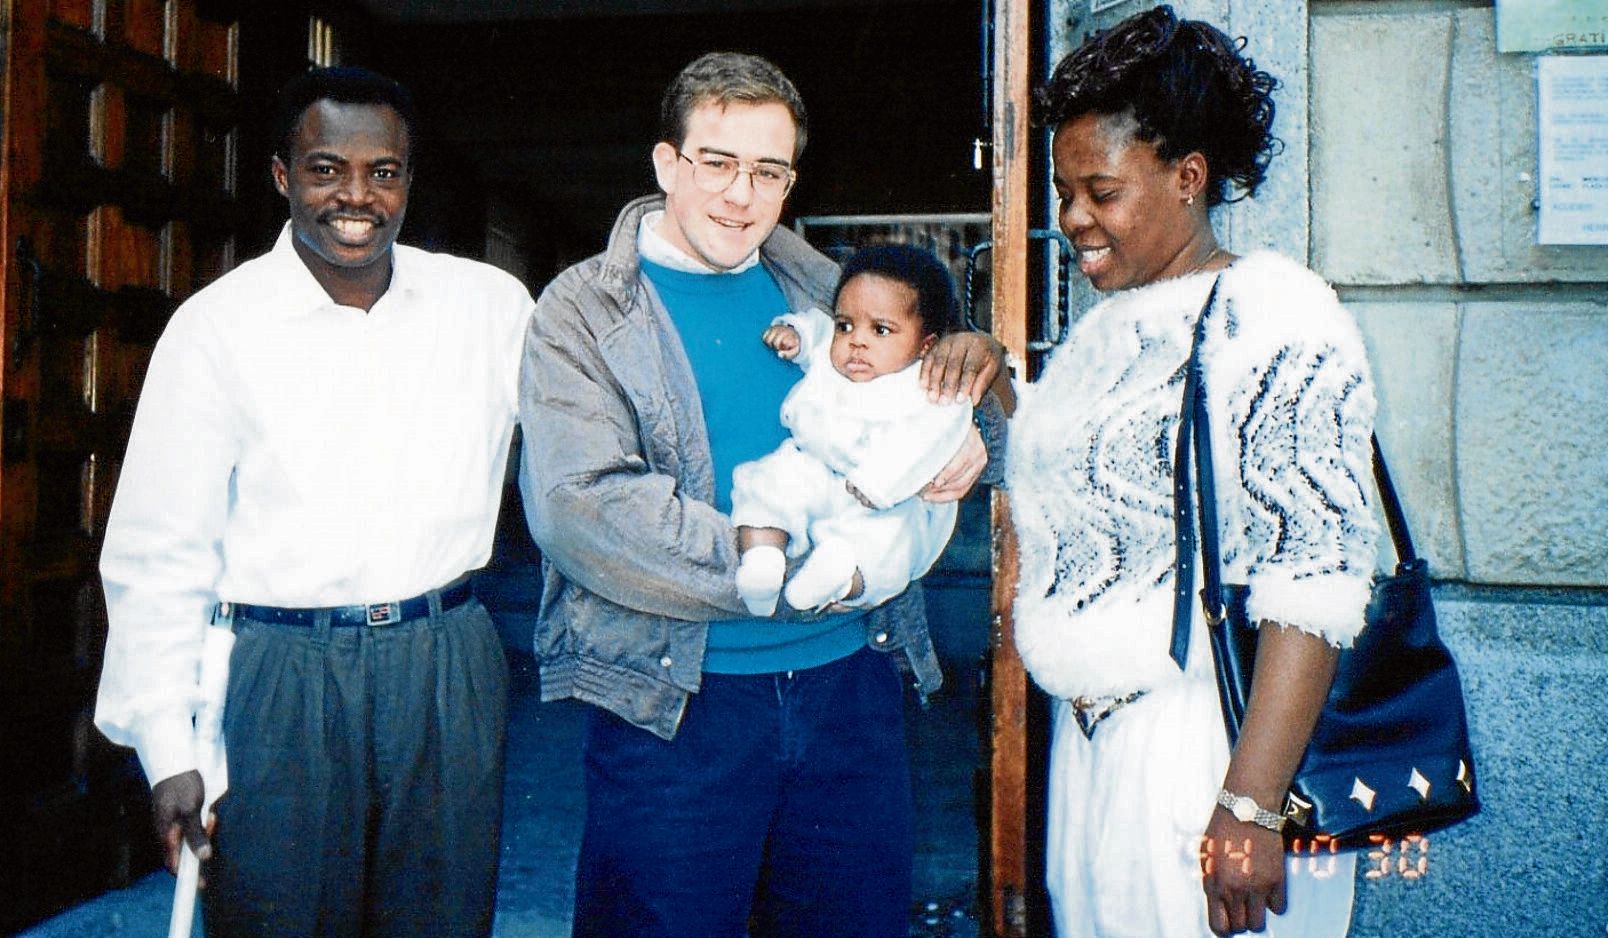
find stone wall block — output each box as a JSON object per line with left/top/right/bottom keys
{"left": 1449, "top": 9, "right": 1608, "bottom": 283}
{"left": 1457, "top": 303, "right": 1608, "bottom": 584}
{"left": 1224, "top": 0, "right": 1309, "bottom": 260}
{"left": 1312, "top": 13, "right": 1458, "bottom": 284}
{"left": 1351, "top": 302, "right": 1465, "bottom": 578}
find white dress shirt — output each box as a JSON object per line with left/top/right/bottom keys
{"left": 95, "top": 224, "right": 536, "bottom": 787}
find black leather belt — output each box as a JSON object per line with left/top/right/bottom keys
{"left": 222, "top": 577, "right": 474, "bottom": 628}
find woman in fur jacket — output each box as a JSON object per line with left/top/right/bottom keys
{"left": 1006, "top": 6, "right": 1379, "bottom": 936}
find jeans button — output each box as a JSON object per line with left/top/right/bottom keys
{"left": 873, "top": 632, "right": 889, "bottom": 645}
{"left": 659, "top": 655, "right": 673, "bottom": 668}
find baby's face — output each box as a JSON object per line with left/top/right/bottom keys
{"left": 829, "top": 273, "right": 933, "bottom": 382}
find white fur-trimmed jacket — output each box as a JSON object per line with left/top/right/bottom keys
{"left": 1006, "top": 251, "right": 1380, "bottom": 701}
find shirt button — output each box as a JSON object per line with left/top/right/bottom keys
{"left": 659, "top": 655, "right": 673, "bottom": 668}
{"left": 873, "top": 632, "right": 889, "bottom": 645}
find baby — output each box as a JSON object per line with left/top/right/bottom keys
{"left": 732, "top": 243, "right": 974, "bottom": 616}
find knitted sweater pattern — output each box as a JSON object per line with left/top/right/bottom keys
{"left": 1006, "top": 251, "right": 1380, "bottom": 701}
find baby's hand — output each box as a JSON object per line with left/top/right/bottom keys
{"left": 763, "top": 324, "right": 802, "bottom": 360}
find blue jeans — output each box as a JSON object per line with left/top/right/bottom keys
{"left": 573, "top": 647, "right": 914, "bottom": 938}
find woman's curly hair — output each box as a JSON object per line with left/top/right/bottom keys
{"left": 1035, "top": 4, "right": 1279, "bottom": 206}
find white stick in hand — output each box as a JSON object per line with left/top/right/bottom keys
{"left": 168, "top": 844, "right": 200, "bottom": 938}
{"left": 168, "top": 624, "right": 234, "bottom": 938}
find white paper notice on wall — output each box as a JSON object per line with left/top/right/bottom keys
{"left": 1538, "top": 56, "right": 1608, "bottom": 245}
{"left": 1498, "top": 0, "right": 1608, "bottom": 53}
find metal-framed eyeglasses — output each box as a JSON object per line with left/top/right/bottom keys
{"left": 677, "top": 150, "right": 796, "bottom": 199}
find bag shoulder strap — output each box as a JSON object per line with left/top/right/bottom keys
{"left": 1372, "top": 434, "right": 1418, "bottom": 566}
{"left": 1168, "top": 282, "right": 1418, "bottom": 670}
{"left": 1168, "top": 278, "right": 1221, "bottom": 669}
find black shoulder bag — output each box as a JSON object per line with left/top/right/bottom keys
{"left": 1169, "top": 277, "right": 1480, "bottom": 848}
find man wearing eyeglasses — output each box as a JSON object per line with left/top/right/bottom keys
{"left": 517, "top": 52, "right": 1003, "bottom": 937}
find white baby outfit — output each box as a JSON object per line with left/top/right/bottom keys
{"left": 1006, "top": 252, "right": 1380, "bottom": 937}
{"left": 731, "top": 307, "right": 972, "bottom": 611}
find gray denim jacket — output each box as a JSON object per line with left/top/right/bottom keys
{"left": 517, "top": 195, "right": 945, "bottom": 740}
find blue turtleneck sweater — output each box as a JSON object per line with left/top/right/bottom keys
{"left": 639, "top": 256, "right": 866, "bottom": 675}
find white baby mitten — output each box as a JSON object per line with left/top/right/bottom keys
{"left": 736, "top": 544, "right": 787, "bottom": 616}
{"left": 783, "top": 537, "right": 859, "bottom": 611}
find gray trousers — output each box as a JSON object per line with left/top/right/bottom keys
{"left": 202, "top": 594, "right": 508, "bottom": 937}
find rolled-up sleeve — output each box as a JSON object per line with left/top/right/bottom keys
{"left": 974, "top": 389, "right": 1008, "bottom": 486}
{"left": 1220, "top": 322, "right": 1379, "bottom": 647}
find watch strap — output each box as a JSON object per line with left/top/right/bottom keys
{"left": 1216, "top": 787, "right": 1287, "bottom": 832}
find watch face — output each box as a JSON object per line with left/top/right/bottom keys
{"left": 1232, "top": 798, "right": 1257, "bottom": 823}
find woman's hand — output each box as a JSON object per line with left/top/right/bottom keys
{"left": 921, "top": 332, "right": 1004, "bottom": 405}
{"left": 1203, "top": 622, "right": 1340, "bottom": 935}
{"left": 1201, "top": 808, "right": 1286, "bottom": 935}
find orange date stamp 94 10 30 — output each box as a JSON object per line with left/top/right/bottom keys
{"left": 1192, "top": 833, "right": 1433, "bottom": 881}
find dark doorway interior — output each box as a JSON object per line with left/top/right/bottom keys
{"left": 341, "top": 1, "right": 989, "bottom": 287}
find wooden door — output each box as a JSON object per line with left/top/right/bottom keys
{"left": 984, "top": 0, "right": 1045, "bottom": 935}
{"left": 0, "top": 0, "right": 242, "bottom": 927}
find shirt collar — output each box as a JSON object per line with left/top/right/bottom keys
{"left": 637, "top": 210, "right": 762, "bottom": 274}
{"left": 268, "top": 222, "right": 416, "bottom": 316}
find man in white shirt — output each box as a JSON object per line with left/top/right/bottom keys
{"left": 94, "top": 67, "right": 534, "bottom": 937}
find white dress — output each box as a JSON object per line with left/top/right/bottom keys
{"left": 730, "top": 307, "right": 973, "bottom": 608}
{"left": 1006, "top": 253, "right": 1379, "bottom": 938}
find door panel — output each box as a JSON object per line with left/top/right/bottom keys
{"left": 0, "top": 0, "right": 243, "bottom": 928}
{"left": 984, "top": 0, "right": 1050, "bottom": 935}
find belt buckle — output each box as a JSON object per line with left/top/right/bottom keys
{"left": 366, "top": 602, "right": 401, "bottom": 626}
{"left": 1072, "top": 696, "right": 1104, "bottom": 740}
{"left": 1071, "top": 690, "right": 1144, "bottom": 741}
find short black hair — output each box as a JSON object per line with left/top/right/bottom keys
{"left": 835, "top": 243, "right": 960, "bottom": 339}
{"left": 1036, "top": 4, "right": 1279, "bottom": 206}
{"left": 272, "top": 66, "right": 420, "bottom": 164}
